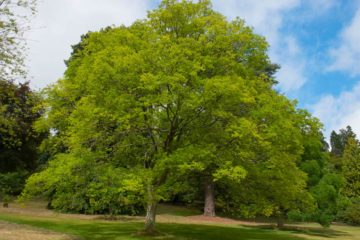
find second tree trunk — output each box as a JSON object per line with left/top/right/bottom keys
{"left": 203, "top": 180, "right": 215, "bottom": 217}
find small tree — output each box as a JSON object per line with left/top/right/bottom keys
{"left": 342, "top": 137, "right": 360, "bottom": 198}
{"left": 330, "top": 126, "right": 357, "bottom": 169}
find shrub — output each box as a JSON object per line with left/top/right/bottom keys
{"left": 21, "top": 153, "right": 145, "bottom": 215}
{"left": 0, "top": 171, "right": 28, "bottom": 196}
{"left": 339, "top": 199, "right": 360, "bottom": 225}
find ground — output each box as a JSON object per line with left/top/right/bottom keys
{"left": 0, "top": 201, "right": 359, "bottom": 240}
{"left": 0, "top": 221, "right": 72, "bottom": 240}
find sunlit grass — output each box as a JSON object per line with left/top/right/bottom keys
{"left": 0, "top": 213, "right": 305, "bottom": 240}
{"left": 0, "top": 202, "right": 359, "bottom": 240}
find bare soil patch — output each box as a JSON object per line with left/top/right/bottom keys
{"left": 184, "top": 215, "right": 267, "bottom": 226}
{"left": 0, "top": 221, "right": 74, "bottom": 240}
{"left": 0, "top": 201, "right": 99, "bottom": 220}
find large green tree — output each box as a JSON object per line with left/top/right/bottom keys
{"left": 23, "top": 0, "right": 314, "bottom": 233}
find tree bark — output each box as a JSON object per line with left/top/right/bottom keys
{"left": 203, "top": 179, "right": 215, "bottom": 217}
{"left": 144, "top": 202, "right": 157, "bottom": 233}
{"left": 277, "top": 215, "right": 284, "bottom": 228}
{"left": 144, "top": 184, "right": 157, "bottom": 233}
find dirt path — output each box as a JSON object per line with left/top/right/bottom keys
{"left": 0, "top": 221, "right": 74, "bottom": 240}
{"left": 0, "top": 201, "right": 99, "bottom": 220}
{"left": 0, "top": 201, "right": 272, "bottom": 226}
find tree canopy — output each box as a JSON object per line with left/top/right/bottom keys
{"left": 21, "top": 0, "right": 332, "bottom": 232}
{"left": 0, "top": 80, "right": 43, "bottom": 198}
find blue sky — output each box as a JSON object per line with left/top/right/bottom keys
{"left": 25, "top": 0, "right": 360, "bottom": 138}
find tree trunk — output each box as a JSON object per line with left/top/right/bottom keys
{"left": 203, "top": 180, "right": 215, "bottom": 217}
{"left": 277, "top": 215, "right": 284, "bottom": 228}
{"left": 144, "top": 202, "right": 157, "bottom": 233}
{"left": 144, "top": 184, "right": 157, "bottom": 233}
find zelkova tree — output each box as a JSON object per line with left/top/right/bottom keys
{"left": 214, "top": 103, "right": 321, "bottom": 227}
{"left": 23, "top": 0, "right": 309, "bottom": 233}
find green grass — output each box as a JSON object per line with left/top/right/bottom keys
{"left": 0, "top": 213, "right": 307, "bottom": 240}
{"left": 156, "top": 204, "right": 202, "bottom": 216}
{"left": 0, "top": 202, "right": 359, "bottom": 240}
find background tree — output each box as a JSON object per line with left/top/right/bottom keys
{"left": 330, "top": 126, "right": 357, "bottom": 169}
{"left": 0, "top": 0, "right": 36, "bottom": 82}
{"left": 294, "top": 126, "right": 360, "bottom": 226}
{"left": 0, "top": 0, "right": 39, "bottom": 200}
{"left": 0, "top": 80, "right": 43, "bottom": 198}
{"left": 342, "top": 137, "right": 360, "bottom": 198}
{"left": 336, "top": 134, "right": 360, "bottom": 225}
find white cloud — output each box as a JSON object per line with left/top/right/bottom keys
{"left": 25, "top": 0, "right": 151, "bottom": 89}
{"left": 311, "top": 82, "right": 360, "bottom": 138}
{"left": 272, "top": 36, "right": 307, "bottom": 92}
{"left": 212, "top": 0, "right": 300, "bottom": 47}
{"left": 328, "top": 7, "right": 360, "bottom": 76}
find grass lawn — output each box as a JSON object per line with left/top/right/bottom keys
{"left": 0, "top": 202, "right": 359, "bottom": 240}
{"left": 0, "top": 214, "right": 305, "bottom": 240}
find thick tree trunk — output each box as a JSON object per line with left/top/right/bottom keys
{"left": 203, "top": 180, "right": 215, "bottom": 217}
{"left": 277, "top": 215, "right": 284, "bottom": 228}
{"left": 144, "top": 184, "right": 157, "bottom": 233}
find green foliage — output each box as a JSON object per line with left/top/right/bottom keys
{"left": 300, "top": 160, "right": 322, "bottom": 186}
{"left": 342, "top": 137, "right": 360, "bottom": 198}
{"left": 299, "top": 129, "right": 329, "bottom": 187}
{"left": 330, "top": 126, "right": 357, "bottom": 168}
{"left": 0, "top": 80, "right": 44, "bottom": 196}
{"left": 22, "top": 0, "right": 325, "bottom": 230}
{"left": 27, "top": 0, "right": 280, "bottom": 211}
{"left": 21, "top": 152, "right": 145, "bottom": 215}
{"left": 309, "top": 173, "right": 346, "bottom": 226}
{"left": 0, "top": 80, "right": 42, "bottom": 150}
{"left": 216, "top": 103, "right": 323, "bottom": 221}
{"left": 0, "top": 171, "right": 28, "bottom": 196}
{"left": 339, "top": 199, "right": 360, "bottom": 225}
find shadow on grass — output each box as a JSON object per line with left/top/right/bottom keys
{"left": 157, "top": 223, "right": 306, "bottom": 240}
{"left": 0, "top": 214, "right": 316, "bottom": 240}
{"left": 156, "top": 204, "right": 202, "bottom": 217}
{"left": 243, "top": 224, "right": 350, "bottom": 239}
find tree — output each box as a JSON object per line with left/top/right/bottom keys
{"left": 330, "top": 126, "right": 356, "bottom": 158}
{"left": 216, "top": 108, "right": 322, "bottom": 228}
{"left": 0, "top": 80, "right": 43, "bottom": 198}
{"left": 23, "top": 0, "right": 313, "bottom": 233}
{"left": 0, "top": 0, "right": 36, "bottom": 82}
{"left": 0, "top": 0, "right": 39, "bottom": 198}
{"left": 330, "top": 126, "right": 357, "bottom": 170}
{"left": 342, "top": 137, "right": 360, "bottom": 198}
{"left": 338, "top": 136, "right": 360, "bottom": 225}
{"left": 309, "top": 173, "right": 346, "bottom": 227}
